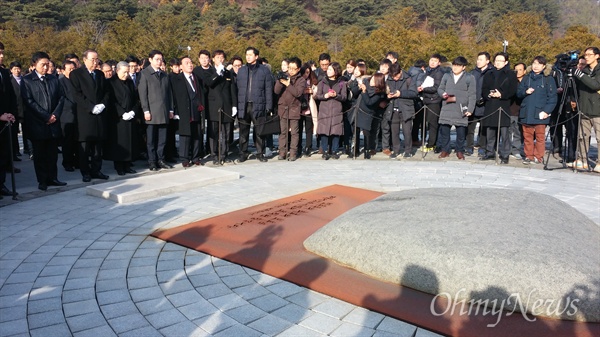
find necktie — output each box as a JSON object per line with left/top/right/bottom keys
{"left": 90, "top": 71, "right": 96, "bottom": 81}
{"left": 40, "top": 76, "right": 50, "bottom": 109}
{"left": 189, "top": 75, "right": 196, "bottom": 92}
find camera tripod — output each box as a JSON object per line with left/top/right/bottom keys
{"left": 544, "top": 72, "right": 587, "bottom": 171}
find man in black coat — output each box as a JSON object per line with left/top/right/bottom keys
{"left": 194, "top": 50, "right": 237, "bottom": 164}
{"left": 8, "top": 62, "right": 24, "bottom": 160}
{"left": 59, "top": 60, "right": 78, "bottom": 172}
{"left": 20, "top": 51, "right": 66, "bottom": 191}
{"left": 172, "top": 56, "right": 205, "bottom": 167}
{"left": 418, "top": 53, "right": 445, "bottom": 153}
{"left": 70, "top": 49, "right": 110, "bottom": 182}
{"left": 480, "top": 52, "right": 518, "bottom": 164}
{"left": 0, "top": 42, "right": 18, "bottom": 197}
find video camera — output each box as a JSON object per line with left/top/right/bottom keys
{"left": 276, "top": 71, "right": 289, "bottom": 81}
{"left": 554, "top": 50, "right": 580, "bottom": 74}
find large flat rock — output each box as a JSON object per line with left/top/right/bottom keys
{"left": 304, "top": 188, "right": 600, "bottom": 322}
{"left": 86, "top": 167, "right": 239, "bottom": 203}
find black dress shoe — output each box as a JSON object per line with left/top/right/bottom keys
{"left": 238, "top": 153, "right": 248, "bottom": 162}
{"left": 158, "top": 161, "right": 173, "bottom": 169}
{"left": 82, "top": 175, "right": 92, "bottom": 182}
{"left": 479, "top": 154, "right": 495, "bottom": 161}
{"left": 48, "top": 179, "right": 67, "bottom": 186}
{"left": 149, "top": 163, "right": 159, "bottom": 171}
{"left": 125, "top": 168, "right": 137, "bottom": 174}
{"left": 1, "top": 185, "right": 13, "bottom": 196}
{"left": 117, "top": 171, "right": 126, "bottom": 176}
{"left": 257, "top": 154, "right": 268, "bottom": 163}
{"left": 500, "top": 157, "right": 509, "bottom": 164}
{"left": 63, "top": 165, "right": 75, "bottom": 172}
{"left": 38, "top": 183, "right": 48, "bottom": 191}
{"left": 91, "top": 172, "right": 109, "bottom": 180}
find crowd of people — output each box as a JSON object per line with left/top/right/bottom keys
{"left": 0, "top": 41, "right": 599, "bottom": 196}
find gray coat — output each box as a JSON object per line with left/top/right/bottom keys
{"left": 138, "top": 66, "right": 173, "bottom": 125}
{"left": 316, "top": 78, "right": 347, "bottom": 136}
{"left": 437, "top": 72, "right": 476, "bottom": 127}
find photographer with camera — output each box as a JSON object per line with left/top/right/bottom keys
{"left": 573, "top": 47, "right": 600, "bottom": 172}
{"left": 274, "top": 57, "right": 305, "bottom": 161}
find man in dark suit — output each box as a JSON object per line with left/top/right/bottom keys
{"left": 9, "top": 62, "right": 24, "bottom": 160}
{"left": 194, "top": 50, "right": 237, "bottom": 164}
{"left": 20, "top": 51, "right": 66, "bottom": 191}
{"left": 138, "top": 50, "right": 174, "bottom": 170}
{"left": 172, "top": 56, "right": 205, "bottom": 167}
{"left": 59, "top": 60, "right": 78, "bottom": 172}
{"left": 0, "top": 42, "right": 19, "bottom": 197}
{"left": 70, "top": 49, "right": 110, "bottom": 182}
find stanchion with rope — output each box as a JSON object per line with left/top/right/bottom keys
{"left": 217, "top": 108, "right": 223, "bottom": 165}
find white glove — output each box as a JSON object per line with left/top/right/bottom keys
{"left": 216, "top": 64, "right": 224, "bottom": 76}
{"left": 232, "top": 107, "right": 237, "bottom": 117}
{"left": 92, "top": 104, "right": 105, "bottom": 115}
{"left": 122, "top": 111, "right": 135, "bottom": 121}
{"left": 173, "top": 115, "right": 180, "bottom": 120}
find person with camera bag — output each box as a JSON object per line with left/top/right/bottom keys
{"left": 573, "top": 47, "right": 600, "bottom": 172}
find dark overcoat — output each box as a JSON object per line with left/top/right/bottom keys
{"left": 481, "top": 64, "right": 518, "bottom": 128}
{"left": 194, "top": 65, "right": 237, "bottom": 123}
{"left": 69, "top": 67, "right": 109, "bottom": 141}
{"left": 105, "top": 76, "right": 139, "bottom": 161}
{"left": 20, "top": 72, "right": 64, "bottom": 140}
{"left": 171, "top": 72, "right": 204, "bottom": 136}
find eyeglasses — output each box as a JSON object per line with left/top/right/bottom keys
{"left": 584, "top": 53, "right": 596, "bottom": 57}
{"left": 288, "top": 67, "right": 299, "bottom": 71}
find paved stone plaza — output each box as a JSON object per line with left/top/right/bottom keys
{"left": 1, "top": 150, "right": 599, "bottom": 336}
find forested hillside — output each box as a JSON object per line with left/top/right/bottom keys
{"left": 1, "top": 0, "right": 598, "bottom": 70}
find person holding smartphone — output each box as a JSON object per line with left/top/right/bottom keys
{"left": 479, "top": 52, "right": 518, "bottom": 164}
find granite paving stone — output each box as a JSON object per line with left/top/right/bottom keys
{"left": 225, "top": 304, "right": 268, "bottom": 325}
{"left": 65, "top": 311, "right": 107, "bottom": 332}
{"left": 27, "top": 298, "right": 62, "bottom": 314}
{"left": 299, "top": 311, "right": 343, "bottom": 335}
{"left": 266, "top": 280, "right": 304, "bottom": 298}
{"left": 249, "top": 293, "right": 290, "bottom": 313}
{"left": 29, "top": 323, "right": 72, "bottom": 337}
{"left": 159, "top": 320, "right": 210, "bottom": 337}
{"left": 100, "top": 301, "right": 140, "bottom": 320}
{"left": 212, "top": 323, "right": 263, "bottom": 337}
{"left": 312, "top": 297, "right": 356, "bottom": 319}
{"left": 343, "top": 307, "right": 386, "bottom": 328}
{"left": 63, "top": 299, "right": 100, "bottom": 317}
{"left": 73, "top": 324, "right": 118, "bottom": 337}
{"left": 376, "top": 316, "right": 418, "bottom": 336}
{"left": 108, "top": 313, "right": 150, "bottom": 334}
{"left": 331, "top": 322, "right": 376, "bottom": 337}
{"left": 27, "top": 310, "right": 66, "bottom": 329}
{"left": 247, "top": 314, "right": 292, "bottom": 335}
